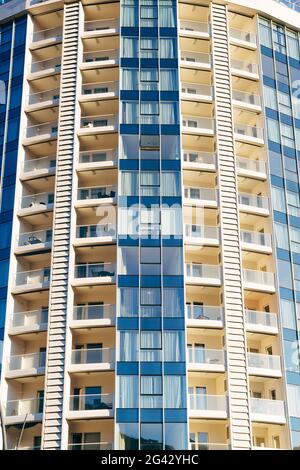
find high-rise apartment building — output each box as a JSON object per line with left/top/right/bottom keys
{"left": 1, "top": 0, "right": 300, "bottom": 452}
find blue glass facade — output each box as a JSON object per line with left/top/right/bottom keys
{"left": 116, "top": 0, "right": 188, "bottom": 450}
{"left": 0, "top": 15, "right": 26, "bottom": 370}
{"left": 259, "top": 16, "right": 300, "bottom": 449}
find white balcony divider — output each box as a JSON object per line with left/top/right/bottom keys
{"left": 180, "top": 20, "right": 210, "bottom": 34}
{"left": 74, "top": 263, "right": 115, "bottom": 279}
{"left": 185, "top": 224, "right": 219, "bottom": 241}
{"left": 236, "top": 156, "right": 266, "bottom": 174}
{"left": 238, "top": 192, "right": 269, "bottom": 210}
{"left": 190, "top": 443, "right": 229, "bottom": 450}
{"left": 82, "top": 50, "right": 118, "bottom": 63}
{"left": 186, "top": 263, "right": 221, "bottom": 279}
{"left": 232, "top": 90, "right": 261, "bottom": 106}
{"left": 182, "top": 116, "right": 215, "bottom": 131}
{"left": 231, "top": 59, "right": 258, "bottom": 75}
{"left": 32, "top": 26, "right": 62, "bottom": 43}
{"left": 69, "top": 393, "right": 113, "bottom": 411}
{"left": 77, "top": 185, "right": 116, "bottom": 200}
{"left": 82, "top": 82, "right": 118, "bottom": 96}
{"left": 76, "top": 224, "right": 115, "bottom": 239}
{"left": 247, "top": 352, "right": 281, "bottom": 370}
{"left": 20, "top": 192, "right": 54, "bottom": 210}
{"left": 25, "top": 122, "right": 58, "bottom": 139}
{"left": 11, "top": 309, "right": 48, "bottom": 328}
{"left": 229, "top": 28, "right": 257, "bottom": 44}
{"left": 189, "top": 394, "right": 227, "bottom": 411}
{"left": 80, "top": 115, "right": 117, "bottom": 129}
{"left": 181, "top": 51, "right": 211, "bottom": 65}
{"left": 73, "top": 304, "right": 115, "bottom": 321}
{"left": 71, "top": 347, "right": 114, "bottom": 364}
{"left": 84, "top": 19, "right": 119, "bottom": 32}
{"left": 245, "top": 309, "right": 278, "bottom": 329}
{"left": 27, "top": 88, "right": 59, "bottom": 106}
{"left": 18, "top": 229, "right": 52, "bottom": 247}
{"left": 8, "top": 351, "right": 46, "bottom": 371}
{"left": 183, "top": 150, "right": 216, "bottom": 165}
{"left": 187, "top": 305, "right": 223, "bottom": 322}
{"left": 30, "top": 57, "right": 61, "bottom": 74}
{"left": 15, "top": 268, "right": 50, "bottom": 288}
{"left": 243, "top": 269, "right": 275, "bottom": 287}
{"left": 240, "top": 230, "right": 271, "bottom": 247}
{"left": 79, "top": 149, "right": 117, "bottom": 164}
{"left": 23, "top": 155, "right": 56, "bottom": 173}
{"left": 251, "top": 398, "right": 285, "bottom": 416}
{"left": 5, "top": 398, "right": 43, "bottom": 417}
{"left": 181, "top": 83, "right": 213, "bottom": 98}
{"left": 68, "top": 442, "right": 113, "bottom": 450}
{"left": 234, "top": 123, "right": 264, "bottom": 140}
{"left": 188, "top": 347, "right": 225, "bottom": 365}
{"left": 184, "top": 187, "right": 217, "bottom": 202}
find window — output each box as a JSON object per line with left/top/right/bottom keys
{"left": 140, "top": 207, "right": 160, "bottom": 224}
{"left": 118, "top": 375, "right": 138, "bottom": 408}
{"left": 140, "top": 331, "right": 162, "bottom": 361}
{"left": 278, "top": 91, "right": 292, "bottom": 116}
{"left": 140, "top": 69, "right": 158, "bottom": 91}
{"left": 273, "top": 24, "right": 286, "bottom": 54}
{"left": 163, "top": 331, "right": 185, "bottom": 361}
{"left": 160, "top": 38, "right": 177, "bottom": 58}
{"left": 160, "top": 102, "right": 178, "bottom": 124}
{"left": 119, "top": 246, "right": 139, "bottom": 275}
{"left": 287, "top": 190, "right": 300, "bottom": 217}
{"left": 259, "top": 18, "right": 272, "bottom": 48}
{"left": 140, "top": 287, "right": 161, "bottom": 305}
{"left": 267, "top": 118, "right": 280, "bottom": 143}
{"left": 119, "top": 287, "right": 139, "bottom": 317}
{"left": 272, "top": 186, "right": 286, "bottom": 212}
{"left": 276, "top": 60, "right": 289, "bottom": 85}
{"left": 140, "top": 38, "right": 158, "bottom": 59}
{"left": 122, "top": 101, "right": 139, "bottom": 124}
{"left": 121, "top": 171, "right": 139, "bottom": 196}
{"left": 165, "top": 423, "right": 187, "bottom": 450}
{"left": 140, "top": 171, "right": 160, "bottom": 196}
{"left": 277, "top": 259, "right": 293, "bottom": 289}
{"left": 290, "top": 226, "right": 300, "bottom": 253}
{"left": 287, "top": 29, "right": 300, "bottom": 60}
{"left": 281, "top": 298, "right": 296, "bottom": 329}
{"left": 140, "top": 101, "right": 159, "bottom": 124}
{"left": 262, "top": 54, "right": 275, "bottom": 80}
{"left": 161, "top": 171, "right": 180, "bottom": 196}
{"left": 117, "top": 423, "right": 138, "bottom": 450}
{"left": 122, "top": 37, "right": 139, "bottom": 58}
{"left": 141, "top": 375, "right": 162, "bottom": 408}
{"left": 141, "top": 247, "right": 161, "bottom": 264}
{"left": 160, "top": 69, "right": 178, "bottom": 91}
{"left": 269, "top": 150, "right": 283, "bottom": 177}
{"left": 275, "top": 222, "right": 289, "bottom": 250}
{"left": 161, "top": 135, "right": 180, "bottom": 160}
{"left": 122, "top": 69, "right": 139, "bottom": 90}
{"left": 163, "top": 288, "right": 184, "bottom": 317}
{"left": 140, "top": 3, "right": 158, "bottom": 27}
{"left": 122, "top": 1, "right": 139, "bottom": 27}
{"left": 164, "top": 375, "right": 186, "bottom": 408}
{"left": 0, "top": 221, "right": 11, "bottom": 249}
{"left": 163, "top": 247, "right": 183, "bottom": 275}
{"left": 120, "top": 134, "right": 139, "bottom": 159}
{"left": 263, "top": 85, "right": 277, "bottom": 111}
{"left": 140, "top": 423, "right": 163, "bottom": 450}
{"left": 281, "top": 123, "right": 295, "bottom": 148}
{"left": 159, "top": 2, "right": 176, "bottom": 27}
{"left": 284, "top": 340, "right": 300, "bottom": 372}
{"left": 119, "top": 331, "right": 138, "bottom": 361}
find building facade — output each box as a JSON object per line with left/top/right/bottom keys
{"left": 1, "top": 0, "right": 300, "bottom": 451}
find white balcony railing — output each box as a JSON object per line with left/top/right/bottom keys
{"left": 84, "top": 19, "right": 119, "bottom": 33}
{"left": 7, "top": 351, "right": 46, "bottom": 371}
{"left": 247, "top": 352, "right": 281, "bottom": 371}
{"left": 245, "top": 310, "right": 278, "bottom": 329}
{"left": 181, "top": 83, "right": 213, "bottom": 98}
{"left": 229, "top": 28, "right": 257, "bottom": 45}
{"left": 77, "top": 186, "right": 116, "bottom": 200}
{"left": 73, "top": 304, "right": 115, "bottom": 321}
{"left": 240, "top": 230, "right": 271, "bottom": 248}
{"left": 22, "top": 155, "right": 56, "bottom": 174}
{"left": 187, "top": 305, "right": 223, "bottom": 322}
{"left": 236, "top": 156, "right": 266, "bottom": 174}
{"left": 14, "top": 268, "right": 50, "bottom": 289}
{"left": 20, "top": 192, "right": 54, "bottom": 211}
{"left": 251, "top": 398, "right": 285, "bottom": 417}
{"left": 71, "top": 347, "right": 114, "bottom": 365}
{"left": 183, "top": 151, "right": 216, "bottom": 166}
{"left": 18, "top": 229, "right": 52, "bottom": 248}
{"left": 80, "top": 116, "right": 117, "bottom": 129}
{"left": 185, "top": 224, "right": 219, "bottom": 241}
{"left": 5, "top": 398, "right": 44, "bottom": 417}
{"left": 181, "top": 51, "right": 211, "bottom": 66}
{"left": 182, "top": 116, "right": 215, "bottom": 132}
{"left": 184, "top": 187, "right": 217, "bottom": 203}
{"left": 234, "top": 123, "right": 264, "bottom": 140}
{"left": 32, "top": 27, "right": 62, "bottom": 44}
{"left": 81, "top": 82, "right": 118, "bottom": 96}
{"left": 231, "top": 59, "right": 259, "bottom": 75}
{"left": 74, "top": 263, "right": 115, "bottom": 279}
{"left": 76, "top": 224, "right": 115, "bottom": 239}
{"left": 189, "top": 394, "right": 227, "bottom": 412}
{"left": 238, "top": 193, "right": 269, "bottom": 211}
{"left": 27, "top": 88, "right": 59, "bottom": 107}
{"left": 82, "top": 50, "right": 118, "bottom": 64}
{"left": 79, "top": 149, "right": 117, "bottom": 164}
{"left": 11, "top": 309, "right": 48, "bottom": 329}
{"left": 30, "top": 57, "right": 61, "bottom": 75}
{"left": 186, "top": 263, "right": 221, "bottom": 280}
{"left": 232, "top": 90, "right": 261, "bottom": 107}
{"left": 69, "top": 393, "right": 113, "bottom": 411}
{"left": 25, "top": 122, "right": 58, "bottom": 140}
{"left": 188, "top": 347, "right": 225, "bottom": 366}
{"left": 180, "top": 20, "right": 210, "bottom": 34}
{"left": 243, "top": 269, "right": 275, "bottom": 287}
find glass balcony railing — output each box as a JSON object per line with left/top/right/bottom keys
{"left": 182, "top": 117, "right": 215, "bottom": 132}
{"left": 82, "top": 50, "right": 118, "bottom": 64}
{"left": 238, "top": 193, "right": 269, "bottom": 210}
{"left": 181, "top": 51, "right": 211, "bottom": 66}
{"left": 229, "top": 28, "right": 257, "bottom": 44}
{"left": 243, "top": 269, "right": 275, "bottom": 287}
{"left": 68, "top": 442, "right": 113, "bottom": 451}
{"left": 81, "top": 82, "right": 118, "bottom": 96}
{"left": 8, "top": 351, "right": 46, "bottom": 371}
{"left": 240, "top": 230, "right": 271, "bottom": 248}
{"left": 231, "top": 59, "right": 259, "bottom": 75}
{"left": 189, "top": 394, "right": 227, "bottom": 412}
{"left": 14, "top": 268, "right": 50, "bottom": 289}
{"left": 20, "top": 192, "right": 54, "bottom": 211}
{"left": 30, "top": 57, "right": 61, "bottom": 75}
{"left": 74, "top": 263, "right": 115, "bottom": 279}
{"left": 25, "top": 122, "right": 58, "bottom": 140}
{"left": 27, "top": 89, "right": 60, "bottom": 107}
{"left": 76, "top": 224, "right": 115, "bottom": 239}
{"left": 185, "top": 224, "right": 219, "bottom": 241}
{"left": 181, "top": 83, "right": 213, "bottom": 98}
{"left": 79, "top": 149, "right": 117, "bottom": 164}
{"left": 71, "top": 347, "right": 114, "bottom": 365}
{"left": 188, "top": 347, "right": 225, "bottom": 366}
{"left": 73, "top": 304, "right": 115, "bottom": 321}
{"left": 22, "top": 156, "right": 56, "bottom": 174}
{"left": 80, "top": 116, "right": 117, "bottom": 129}
{"left": 77, "top": 186, "right": 116, "bottom": 200}
{"left": 186, "top": 263, "right": 221, "bottom": 280}
{"left": 32, "top": 27, "right": 62, "bottom": 44}
{"left": 70, "top": 393, "right": 113, "bottom": 411}
{"left": 247, "top": 352, "right": 281, "bottom": 371}
{"left": 232, "top": 90, "right": 261, "bottom": 107}
{"left": 236, "top": 156, "right": 266, "bottom": 174}
{"left": 190, "top": 443, "right": 229, "bottom": 451}
{"left": 6, "top": 398, "right": 44, "bottom": 417}
{"left": 11, "top": 309, "right": 48, "bottom": 329}
{"left": 245, "top": 309, "right": 278, "bottom": 329}
{"left": 18, "top": 229, "right": 52, "bottom": 248}
{"left": 184, "top": 187, "right": 217, "bottom": 202}
{"left": 84, "top": 19, "right": 119, "bottom": 33}
{"left": 180, "top": 20, "right": 210, "bottom": 34}
{"left": 183, "top": 151, "right": 216, "bottom": 166}
{"left": 187, "top": 305, "right": 223, "bottom": 322}
{"left": 251, "top": 398, "right": 285, "bottom": 417}
{"left": 234, "top": 123, "right": 264, "bottom": 140}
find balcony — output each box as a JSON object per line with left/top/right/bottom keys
{"left": 243, "top": 269, "right": 275, "bottom": 293}
{"left": 238, "top": 193, "right": 269, "bottom": 216}
{"left": 69, "top": 347, "right": 115, "bottom": 373}
{"left": 5, "top": 398, "right": 43, "bottom": 425}
{"left": 71, "top": 304, "right": 115, "bottom": 329}
{"left": 189, "top": 394, "right": 228, "bottom": 419}
{"left": 231, "top": 59, "right": 259, "bottom": 79}
{"left": 68, "top": 442, "right": 113, "bottom": 450}
{"left": 67, "top": 393, "right": 114, "bottom": 420}
{"left": 250, "top": 398, "right": 286, "bottom": 424}
{"left": 16, "top": 229, "right": 52, "bottom": 254}
{"left": 6, "top": 351, "right": 46, "bottom": 379}
{"left": 26, "top": 88, "right": 60, "bottom": 111}
{"left": 182, "top": 116, "right": 215, "bottom": 136}
{"left": 21, "top": 155, "right": 56, "bottom": 180}
{"left": 76, "top": 186, "right": 116, "bottom": 207}
{"left": 245, "top": 310, "right": 278, "bottom": 335}
{"left": 232, "top": 90, "right": 261, "bottom": 111}
{"left": 73, "top": 263, "right": 115, "bottom": 287}
{"left": 29, "top": 57, "right": 61, "bottom": 79}
{"left": 12, "top": 268, "right": 50, "bottom": 294}
{"left": 179, "top": 20, "right": 210, "bottom": 39}
{"left": 19, "top": 192, "right": 54, "bottom": 216}
{"left": 9, "top": 309, "right": 48, "bottom": 335}
{"left": 83, "top": 19, "right": 119, "bottom": 37}
{"left": 75, "top": 224, "right": 116, "bottom": 246}
{"left": 240, "top": 230, "right": 272, "bottom": 254}
{"left": 190, "top": 443, "right": 229, "bottom": 451}
{"left": 81, "top": 51, "right": 118, "bottom": 69}
{"left": 180, "top": 52, "right": 211, "bottom": 70}
{"left": 181, "top": 84, "right": 213, "bottom": 102}
{"left": 79, "top": 116, "right": 118, "bottom": 135}
{"left": 186, "top": 263, "right": 222, "bottom": 286}
{"left": 31, "top": 26, "right": 62, "bottom": 48}
{"left": 188, "top": 347, "right": 225, "bottom": 372}
{"left": 23, "top": 122, "right": 58, "bottom": 145}
{"left": 234, "top": 123, "right": 264, "bottom": 145}
{"left": 229, "top": 28, "right": 257, "bottom": 48}
{"left": 80, "top": 82, "right": 118, "bottom": 102}
{"left": 185, "top": 224, "right": 220, "bottom": 246}
{"left": 186, "top": 305, "right": 223, "bottom": 329}
{"left": 77, "top": 149, "right": 117, "bottom": 171}
{"left": 183, "top": 150, "right": 216, "bottom": 171}
{"left": 184, "top": 187, "right": 217, "bottom": 208}
{"left": 247, "top": 352, "right": 282, "bottom": 378}
{"left": 236, "top": 156, "right": 266, "bottom": 180}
